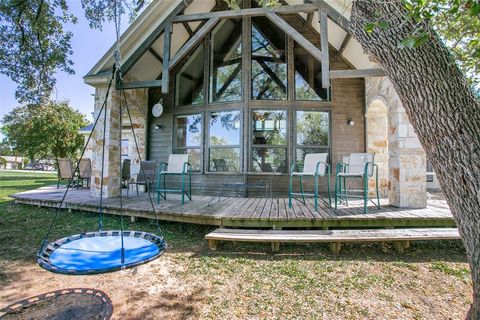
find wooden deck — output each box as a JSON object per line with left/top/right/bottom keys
{"left": 11, "top": 186, "right": 455, "bottom": 228}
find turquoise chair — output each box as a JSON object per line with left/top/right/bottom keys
{"left": 156, "top": 154, "right": 192, "bottom": 204}
{"left": 288, "top": 153, "right": 331, "bottom": 211}
{"left": 334, "top": 153, "right": 380, "bottom": 214}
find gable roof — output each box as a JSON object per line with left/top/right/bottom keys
{"left": 84, "top": 0, "right": 374, "bottom": 86}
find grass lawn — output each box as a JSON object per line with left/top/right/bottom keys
{"left": 0, "top": 170, "right": 473, "bottom": 319}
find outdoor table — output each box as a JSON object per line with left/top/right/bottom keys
{"left": 208, "top": 172, "right": 281, "bottom": 208}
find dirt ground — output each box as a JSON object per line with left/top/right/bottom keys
{"left": 0, "top": 241, "right": 472, "bottom": 320}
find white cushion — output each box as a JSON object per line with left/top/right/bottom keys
{"left": 347, "top": 153, "right": 375, "bottom": 176}
{"left": 293, "top": 153, "right": 329, "bottom": 176}
{"left": 166, "top": 154, "right": 189, "bottom": 173}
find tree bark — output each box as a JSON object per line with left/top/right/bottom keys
{"left": 349, "top": 1, "right": 480, "bottom": 318}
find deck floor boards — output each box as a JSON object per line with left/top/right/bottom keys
{"left": 11, "top": 186, "right": 455, "bottom": 228}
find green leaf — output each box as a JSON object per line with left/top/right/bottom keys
{"left": 378, "top": 21, "right": 390, "bottom": 30}
{"left": 399, "top": 36, "right": 417, "bottom": 49}
{"left": 470, "top": 3, "right": 480, "bottom": 16}
{"left": 364, "top": 23, "right": 375, "bottom": 33}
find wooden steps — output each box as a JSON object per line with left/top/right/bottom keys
{"left": 205, "top": 228, "right": 461, "bottom": 253}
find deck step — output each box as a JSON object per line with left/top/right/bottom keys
{"left": 205, "top": 228, "right": 460, "bottom": 253}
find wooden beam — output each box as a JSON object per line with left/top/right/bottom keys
{"left": 338, "top": 34, "right": 351, "bottom": 56}
{"left": 169, "top": 17, "right": 220, "bottom": 71}
{"left": 116, "top": 80, "right": 162, "bottom": 90}
{"left": 307, "top": 0, "right": 350, "bottom": 32}
{"left": 304, "top": 12, "right": 314, "bottom": 30}
{"left": 182, "top": 22, "right": 194, "bottom": 36}
{"left": 256, "top": 59, "right": 287, "bottom": 93}
{"left": 121, "top": 0, "right": 192, "bottom": 75}
{"left": 329, "top": 69, "right": 386, "bottom": 78}
{"left": 162, "top": 22, "right": 172, "bottom": 94}
{"left": 214, "top": 63, "right": 242, "bottom": 100}
{"left": 172, "top": 4, "right": 318, "bottom": 22}
{"left": 265, "top": 13, "right": 322, "bottom": 63}
{"left": 148, "top": 48, "right": 163, "bottom": 63}
{"left": 319, "top": 9, "right": 329, "bottom": 88}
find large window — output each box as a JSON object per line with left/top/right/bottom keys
{"left": 173, "top": 114, "right": 202, "bottom": 171}
{"left": 210, "top": 19, "right": 243, "bottom": 103}
{"left": 168, "top": 17, "right": 334, "bottom": 175}
{"left": 252, "top": 110, "right": 287, "bottom": 173}
{"left": 294, "top": 42, "right": 329, "bottom": 101}
{"left": 295, "top": 111, "right": 330, "bottom": 170}
{"left": 175, "top": 44, "right": 205, "bottom": 106}
{"left": 251, "top": 17, "right": 287, "bottom": 100}
{"left": 209, "top": 110, "right": 241, "bottom": 172}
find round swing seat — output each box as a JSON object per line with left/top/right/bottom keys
{"left": 37, "top": 230, "right": 166, "bottom": 275}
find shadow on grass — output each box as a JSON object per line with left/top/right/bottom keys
{"left": 0, "top": 197, "right": 468, "bottom": 294}
{"left": 194, "top": 240, "right": 468, "bottom": 264}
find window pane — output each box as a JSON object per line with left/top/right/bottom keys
{"left": 251, "top": 17, "right": 287, "bottom": 100}
{"left": 175, "top": 44, "right": 205, "bottom": 106}
{"left": 210, "top": 148, "right": 240, "bottom": 172}
{"left": 210, "top": 111, "right": 241, "bottom": 146}
{"left": 210, "top": 19, "right": 242, "bottom": 103}
{"left": 252, "top": 110, "right": 287, "bottom": 145}
{"left": 295, "top": 148, "right": 330, "bottom": 171}
{"left": 294, "top": 42, "right": 329, "bottom": 101}
{"left": 296, "top": 111, "right": 329, "bottom": 146}
{"left": 252, "top": 147, "right": 287, "bottom": 173}
{"left": 174, "top": 149, "right": 201, "bottom": 172}
{"left": 175, "top": 114, "right": 202, "bottom": 147}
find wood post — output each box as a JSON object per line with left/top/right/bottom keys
{"left": 208, "top": 239, "right": 218, "bottom": 250}
{"left": 271, "top": 242, "right": 280, "bottom": 252}
{"left": 392, "top": 240, "right": 410, "bottom": 253}
{"left": 319, "top": 9, "right": 329, "bottom": 88}
{"left": 329, "top": 242, "right": 342, "bottom": 254}
{"left": 161, "top": 22, "right": 172, "bottom": 94}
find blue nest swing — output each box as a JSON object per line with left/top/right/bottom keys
{"left": 38, "top": 230, "right": 166, "bottom": 274}
{"left": 37, "top": 63, "right": 166, "bottom": 275}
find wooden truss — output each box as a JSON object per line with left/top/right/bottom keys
{"left": 119, "top": 1, "right": 384, "bottom": 91}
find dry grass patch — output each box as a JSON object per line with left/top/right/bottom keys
{"left": 0, "top": 171, "right": 473, "bottom": 319}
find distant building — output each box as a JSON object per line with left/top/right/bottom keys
{"left": 79, "top": 123, "right": 94, "bottom": 159}
{"left": 0, "top": 156, "right": 24, "bottom": 169}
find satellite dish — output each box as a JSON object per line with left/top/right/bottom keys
{"left": 152, "top": 100, "right": 163, "bottom": 118}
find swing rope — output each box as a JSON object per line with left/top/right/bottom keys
{"left": 38, "top": 0, "right": 166, "bottom": 266}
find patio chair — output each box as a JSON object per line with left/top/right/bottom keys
{"left": 156, "top": 154, "right": 192, "bottom": 204}
{"left": 57, "top": 158, "right": 77, "bottom": 189}
{"left": 334, "top": 153, "right": 380, "bottom": 214}
{"left": 121, "top": 159, "right": 131, "bottom": 188}
{"left": 288, "top": 153, "right": 331, "bottom": 211}
{"left": 78, "top": 158, "right": 92, "bottom": 188}
{"left": 213, "top": 159, "right": 236, "bottom": 172}
{"left": 127, "top": 160, "right": 157, "bottom": 197}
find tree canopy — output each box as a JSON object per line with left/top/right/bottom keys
{"left": 1, "top": 0, "right": 478, "bottom": 104}
{"left": 0, "top": 0, "right": 141, "bottom": 104}
{"left": 1, "top": 100, "right": 88, "bottom": 162}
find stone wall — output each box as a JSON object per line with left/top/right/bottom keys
{"left": 366, "top": 98, "right": 389, "bottom": 197}
{"left": 366, "top": 77, "right": 427, "bottom": 208}
{"left": 90, "top": 84, "right": 148, "bottom": 198}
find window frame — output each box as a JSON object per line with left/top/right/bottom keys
{"left": 172, "top": 112, "right": 204, "bottom": 173}
{"left": 206, "top": 108, "right": 243, "bottom": 173}
{"left": 249, "top": 108, "right": 289, "bottom": 173}
{"left": 250, "top": 19, "right": 288, "bottom": 101}
{"left": 293, "top": 109, "right": 332, "bottom": 170}
{"left": 209, "top": 18, "right": 244, "bottom": 104}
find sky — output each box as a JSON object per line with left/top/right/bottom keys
{"left": 0, "top": 1, "right": 130, "bottom": 127}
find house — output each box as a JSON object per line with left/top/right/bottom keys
{"left": 0, "top": 156, "right": 24, "bottom": 170}
{"left": 83, "top": 0, "right": 429, "bottom": 209}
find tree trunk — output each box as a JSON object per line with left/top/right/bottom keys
{"left": 349, "top": 1, "right": 480, "bottom": 318}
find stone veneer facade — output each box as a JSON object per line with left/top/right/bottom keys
{"left": 90, "top": 84, "right": 148, "bottom": 198}
{"left": 366, "top": 76, "right": 427, "bottom": 208}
